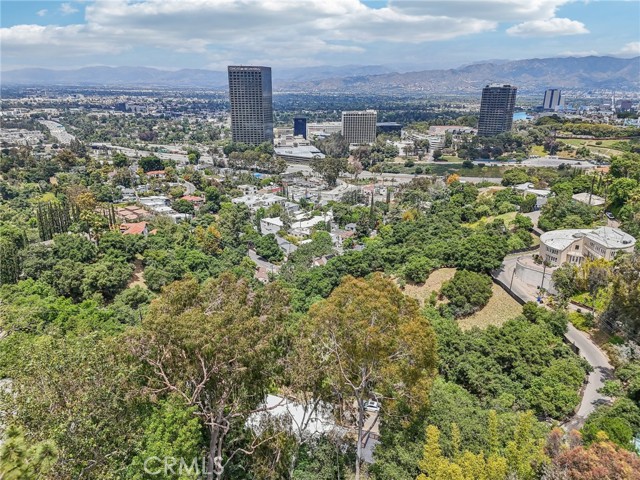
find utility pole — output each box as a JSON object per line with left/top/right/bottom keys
{"left": 539, "top": 261, "right": 548, "bottom": 303}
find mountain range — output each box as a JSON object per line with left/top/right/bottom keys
{"left": 2, "top": 56, "right": 638, "bottom": 94}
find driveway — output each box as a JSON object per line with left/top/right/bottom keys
{"left": 494, "top": 255, "right": 613, "bottom": 431}
{"left": 180, "top": 179, "right": 196, "bottom": 195}
{"left": 248, "top": 249, "right": 280, "bottom": 274}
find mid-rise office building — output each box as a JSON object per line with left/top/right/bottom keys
{"left": 478, "top": 84, "right": 517, "bottom": 137}
{"left": 228, "top": 66, "right": 273, "bottom": 145}
{"left": 293, "top": 116, "right": 307, "bottom": 139}
{"left": 342, "top": 110, "right": 377, "bottom": 144}
{"left": 542, "top": 89, "right": 562, "bottom": 111}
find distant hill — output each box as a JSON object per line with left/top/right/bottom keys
{"left": 1, "top": 66, "right": 229, "bottom": 88}
{"left": 0, "top": 64, "right": 394, "bottom": 89}
{"left": 278, "top": 56, "right": 640, "bottom": 94}
{"left": 2, "top": 56, "right": 638, "bottom": 93}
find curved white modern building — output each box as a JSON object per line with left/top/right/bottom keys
{"left": 540, "top": 226, "right": 636, "bottom": 265}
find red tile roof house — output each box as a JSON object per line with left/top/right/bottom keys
{"left": 120, "top": 222, "right": 149, "bottom": 236}
{"left": 146, "top": 170, "right": 166, "bottom": 178}
{"left": 181, "top": 195, "right": 205, "bottom": 208}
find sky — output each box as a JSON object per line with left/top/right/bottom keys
{"left": 1, "top": 0, "right": 639, "bottom": 71}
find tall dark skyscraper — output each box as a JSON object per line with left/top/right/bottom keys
{"left": 227, "top": 66, "right": 273, "bottom": 145}
{"left": 478, "top": 84, "right": 517, "bottom": 137}
{"left": 293, "top": 116, "right": 307, "bottom": 138}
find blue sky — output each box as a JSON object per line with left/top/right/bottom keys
{"left": 1, "top": 0, "right": 638, "bottom": 71}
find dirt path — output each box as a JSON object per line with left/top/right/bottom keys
{"left": 402, "top": 268, "right": 457, "bottom": 305}
{"left": 127, "top": 258, "right": 147, "bottom": 289}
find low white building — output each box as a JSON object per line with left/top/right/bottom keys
{"left": 290, "top": 212, "right": 333, "bottom": 237}
{"left": 307, "top": 122, "right": 342, "bottom": 137}
{"left": 514, "top": 183, "right": 552, "bottom": 210}
{"left": 275, "top": 145, "right": 325, "bottom": 163}
{"left": 138, "top": 195, "right": 170, "bottom": 208}
{"left": 572, "top": 192, "right": 606, "bottom": 207}
{"left": 247, "top": 394, "right": 338, "bottom": 439}
{"left": 237, "top": 184, "right": 257, "bottom": 195}
{"left": 232, "top": 193, "right": 285, "bottom": 212}
{"left": 260, "top": 217, "right": 284, "bottom": 235}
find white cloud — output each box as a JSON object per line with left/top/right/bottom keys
{"left": 507, "top": 17, "right": 589, "bottom": 36}
{"left": 0, "top": 24, "right": 127, "bottom": 57}
{"left": 2, "top": 0, "right": 499, "bottom": 63}
{"left": 619, "top": 41, "right": 640, "bottom": 56}
{"left": 0, "top": 0, "right": 595, "bottom": 66}
{"left": 59, "top": 3, "right": 79, "bottom": 15}
{"left": 558, "top": 49, "right": 599, "bottom": 57}
{"left": 391, "top": 0, "right": 573, "bottom": 22}
{"left": 36, "top": 9, "right": 48, "bottom": 17}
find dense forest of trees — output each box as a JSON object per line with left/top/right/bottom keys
{"left": 0, "top": 134, "right": 639, "bottom": 479}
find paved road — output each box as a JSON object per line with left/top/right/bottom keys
{"left": 248, "top": 249, "right": 280, "bottom": 274}
{"left": 523, "top": 210, "right": 541, "bottom": 225}
{"left": 473, "top": 157, "right": 595, "bottom": 169}
{"left": 180, "top": 179, "right": 196, "bottom": 195}
{"left": 563, "top": 323, "right": 613, "bottom": 432}
{"left": 494, "top": 255, "right": 613, "bottom": 431}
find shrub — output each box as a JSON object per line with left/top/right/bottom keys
{"left": 440, "top": 270, "right": 493, "bottom": 317}
{"left": 403, "top": 256, "right": 438, "bottom": 284}
{"left": 568, "top": 311, "right": 594, "bottom": 332}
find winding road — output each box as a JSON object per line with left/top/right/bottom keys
{"left": 494, "top": 254, "right": 613, "bottom": 431}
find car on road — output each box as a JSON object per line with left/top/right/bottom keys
{"left": 605, "top": 211, "right": 615, "bottom": 220}
{"left": 364, "top": 400, "right": 381, "bottom": 412}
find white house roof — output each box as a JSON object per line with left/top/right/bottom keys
{"left": 514, "top": 183, "right": 551, "bottom": 197}
{"left": 541, "top": 227, "right": 636, "bottom": 251}
{"left": 292, "top": 212, "right": 333, "bottom": 230}
{"left": 572, "top": 192, "right": 606, "bottom": 206}
{"left": 586, "top": 226, "right": 636, "bottom": 249}
{"left": 262, "top": 217, "right": 284, "bottom": 227}
{"left": 247, "top": 395, "right": 337, "bottom": 438}
{"left": 540, "top": 229, "right": 593, "bottom": 250}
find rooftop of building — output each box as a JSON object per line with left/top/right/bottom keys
{"left": 120, "top": 222, "right": 147, "bottom": 235}
{"left": 181, "top": 195, "right": 205, "bottom": 202}
{"left": 274, "top": 145, "right": 325, "bottom": 159}
{"left": 541, "top": 229, "right": 593, "bottom": 250}
{"left": 514, "top": 183, "right": 551, "bottom": 197}
{"left": 261, "top": 217, "right": 284, "bottom": 226}
{"left": 342, "top": 110, "right": 377, "bottom": 115}
{"left": 587, "top": 226, "right": 636, "bottom": 249}
{"left": 572, "top": 192, "right": 606, "bottom": 206}
{"left": 228, "top": 65, "right": 270, "bottom": 71}
{"left": 541, "top": 226, "right": 636, "bottom": 251}
{"left": 428, "top": 125, "right": 477, "bottom": 134}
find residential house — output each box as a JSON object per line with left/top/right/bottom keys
{"left": 120, "top": 221, "right": 148, "bottom": 236}
{"left": 181, "top": 195, "right": 205, "bottom": 208}
{"left": 514, "top": 182, "right": 552, "bottom": 210}
{"left": 572, "top": 192, "right": 606, "bottom": 207}
{"left": 260, "top": 217, "right": 284, "bottom": 235}
{"left": 146, "top": 170, "right": 166, "bottom": 179}
{"left": 540, "top": 226, "right": 636, "bottom": 266}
